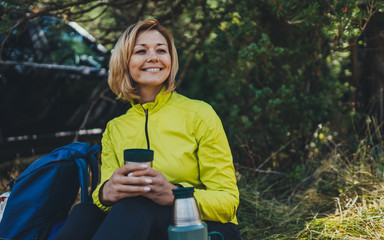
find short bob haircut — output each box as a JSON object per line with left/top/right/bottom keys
{"left": 108, "top": 19, "right": 178, "bottom": 101}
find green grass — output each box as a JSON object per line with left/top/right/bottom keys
{"left": 236, "top": 125, "right": 384, "bottom": 239}
{"left": 2, "top": 131, "right": 384, "bottom": 239}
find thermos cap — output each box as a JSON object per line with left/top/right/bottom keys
{"left": 172, "top": 187, "right": 194, "bottom": 199}
{"left": 124, "top": 149, "right": 154, "bottom": 163}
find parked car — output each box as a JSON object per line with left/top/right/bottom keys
{"left": 0, "top": 10, "right": 127, "bottom": 160}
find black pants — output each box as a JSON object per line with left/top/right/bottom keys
{"left": 52, "top": 197, "right": 241, "bottom": 240}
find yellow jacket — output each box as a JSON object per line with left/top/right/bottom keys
{"left": 92, "top": 90, "right": 239, "bottom": 224}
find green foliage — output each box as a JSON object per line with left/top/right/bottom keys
{"left": 176, "top": 0, "right": 384, "bottom": 174}
{"left": 2, "top": 0, "right": 384, "bottom": 239}
{"left": 1, "top": 2, "right": 378, "bottom": 172}
{"left": 180, "top": 1, "right": 348, "bottom": 171}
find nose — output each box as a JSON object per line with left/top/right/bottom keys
{"left": 147, "top": 49, "right": 159, "bottom": 62}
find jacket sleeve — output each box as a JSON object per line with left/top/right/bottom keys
{"left": 183, "top": 104, "right": 239, "bottom": 224}
{"left": 92, "top": 123, "right": 120, "bottom": 212}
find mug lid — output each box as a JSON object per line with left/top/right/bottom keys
{"left": 124, "top": 149, "right": 154, "bottom": 162}
{"left": 172, "top": 187, "right": 194, "bottom": 199}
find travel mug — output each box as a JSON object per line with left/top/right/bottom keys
{"left": 124, "top": 149, "right": 154, "bottom": 167}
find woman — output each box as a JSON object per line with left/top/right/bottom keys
{"left": 54, "top": 18, "right": 241, "bottom": 240}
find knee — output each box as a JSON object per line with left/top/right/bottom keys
{"left": 70, "top": 202, "right": 106, "bottom": 219}
{"left": 112, "top": 196, "right": 153, "bottom": 213}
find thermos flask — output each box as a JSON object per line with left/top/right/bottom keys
{"left": 168, "top": 187, "right": 208, "bottom": 240}
{"left": 168, "top": 187, "right": 224, "bottom": 240}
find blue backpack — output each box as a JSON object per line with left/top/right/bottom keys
{"left": 0, "top": 142, "right": 100, "bottom": 240}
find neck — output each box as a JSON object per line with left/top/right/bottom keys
{"left": 138, "top": 85, "right": 163, "bottom": 104}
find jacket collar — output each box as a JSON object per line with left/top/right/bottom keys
{"left": 129, "top": 86, "right": 172, "bottom": 114}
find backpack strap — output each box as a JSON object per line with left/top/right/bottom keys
{"left": 88, "top": 155, "right": 99, "bottom": 196}
{"left": 75, "top": 158, "right": 89, "bottom": 202}
{"left": 87, "top": 144, "right": 101, "bottom": 157}
{"left": 75, "top": 144, "right": 101, "bottom": 203}
{"left": 87, "top": 144, "right": 101, "bottom": 195}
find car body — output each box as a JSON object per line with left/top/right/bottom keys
{"left": 0, "top": 12, "right": 127, "bottom": 159}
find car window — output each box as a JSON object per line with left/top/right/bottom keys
{"left": 38, "top": 17, "right": 107, "bottom": 68}
{"left": 0, "top": 23, "right": 37, "bottom": 62}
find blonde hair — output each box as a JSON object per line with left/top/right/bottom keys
{"left": 108, "top": 19, "right": 178, "bottom": 101}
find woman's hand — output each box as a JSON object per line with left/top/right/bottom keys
{"left": 100, "top": 163, "right": 152, "bottom": 205}
{"left": 132, "top": 168, "right": 178, "bottom": 206}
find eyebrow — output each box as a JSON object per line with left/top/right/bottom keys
{"left": 134, "top": 43, "right": 167, "bottom": 47}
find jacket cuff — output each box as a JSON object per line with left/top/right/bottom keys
{"left": 177, "top": 182, "right": 193, "bottom": 188}
{"left": 92, "top": 180, "right": 113, "bottom": 213}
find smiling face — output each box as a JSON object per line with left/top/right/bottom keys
{"left": 129, "top": 30, "right": 171, "bottom": 92}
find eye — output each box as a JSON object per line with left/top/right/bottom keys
{"left": 135, "top": 49, "right": 146, "bottom": 54}
{"left": 157, "top": 49, "right": 168, "bottom": 54}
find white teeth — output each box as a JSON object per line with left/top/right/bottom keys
{"left": 144, "top": 68, "right": 161, "bottom": 72}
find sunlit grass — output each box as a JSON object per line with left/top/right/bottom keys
{"left": 2, "top": 127, "right": 384, "bottom": 239}
{"left": 298, "top": 195, "right": 384, "bottom": 239}
{"left": 237, "top": 121, "right": 384, "bottom": 239}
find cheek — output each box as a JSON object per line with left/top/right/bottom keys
{"left": 129, "top": 58, "right": 136, "bottom": 67}
{"left": 162, "top": 56, "right": 172, "bottom": 69}
{"left": 129, "top": 56, "right": 142, "bottom": 68}
{"left": 128, "top": 61, "right": 140, "bottom": 74}
{"left": 128, "top": 67, "right": 140, "bottom": 81}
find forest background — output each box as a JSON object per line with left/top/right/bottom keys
{"left": 2, "top": 0, "right": 384, "bottom": 239}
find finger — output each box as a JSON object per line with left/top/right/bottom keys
{"left": 116, "top": 184, "right": 151, "bottom": 194}
{"left": 147, "top": 182, "right": 169, "bottom": 193}
{"left": 115, "top": 163, "right": 149, "bottom": 175}
{"left": 130, "top": 168, "right": 158, "bottom": 177}
{"left": 119, "top": 192, "right": 144, "bottom": 199}
{"left": 112, "top": 191, "right": 147, "bottom": 201}
{"left": 119, "top": 175, "right": 153, "bottom": 185}
{"left": 142, "top": 191, "right": 154, "bottom": 198}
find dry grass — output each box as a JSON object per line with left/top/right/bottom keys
{"left": 3, "top": 131, "right": 384, "bottom": 239}
{"left": 0, "top": 155, "right": 41, "bottom": 192}
{"left": 297, "top": 195, "right": 384, "bottom": 239}
{"left": 237, "top": 127, "right": 384, "bottom": 239}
